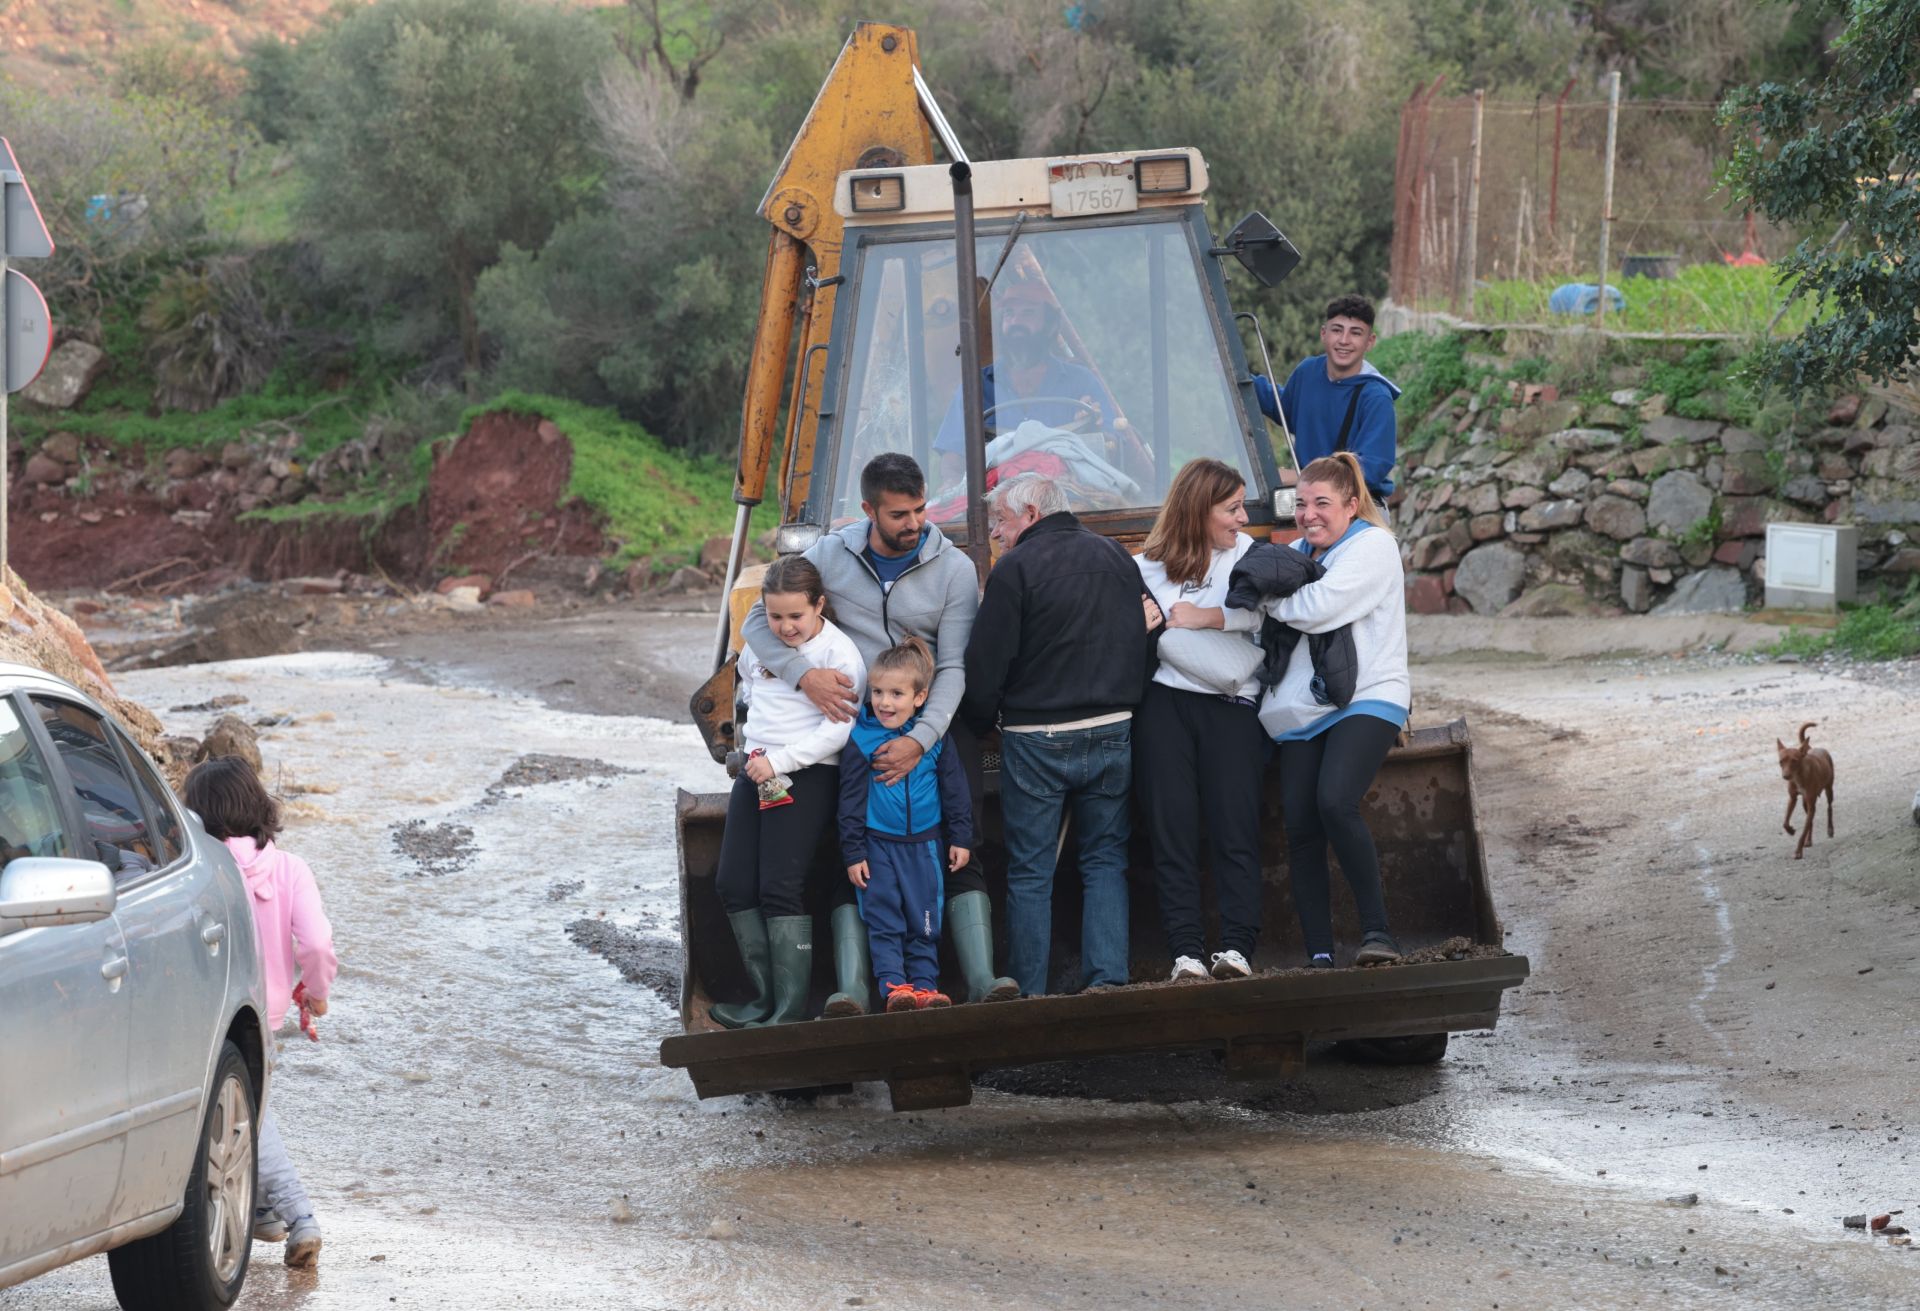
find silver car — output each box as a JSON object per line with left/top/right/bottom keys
{"left": 0, "top": 661, "right": 269, "bottom": 1308}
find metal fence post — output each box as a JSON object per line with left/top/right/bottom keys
{"left": 1596, "top": 70, "right": 1621, "bottom": 328}
{"left": 1456, "top": 89, "right": 1485, "bottom": 317}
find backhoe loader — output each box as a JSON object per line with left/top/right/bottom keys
{"left": 661, "top": 22, "right": 1527, "bottom": 1111}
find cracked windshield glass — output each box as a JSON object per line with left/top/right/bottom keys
{"left": 826, "top": 220, "right": 1257, "bottom": 529}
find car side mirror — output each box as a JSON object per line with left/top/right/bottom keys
{"left": 0, "top": 858, "right": 118, "bottom": 934}
{"left": 1215, "top": 212, "right": 1301, "bottom": 287}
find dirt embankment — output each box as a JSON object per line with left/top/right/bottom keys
{"left": 7, "top": 411, "right": 622, "bottom": 598}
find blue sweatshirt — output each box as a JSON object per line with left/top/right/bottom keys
{"left": 1254, "top": 358, "right": 1401, "bottom": 498}
{"left": 837, "top": 708, "right": 974, "bottom": 865}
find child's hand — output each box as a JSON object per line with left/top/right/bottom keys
{"left": 948, "top": 846, "right": 970, "bottom": 872}
{"left": 847, "top": 861, "right": 870, "bottom": 889}
{"left": 305, "top": 995, "right": 329, "bottom": 1017}
{"left": 744, "top": 753, "right": 775, "bottom": 784}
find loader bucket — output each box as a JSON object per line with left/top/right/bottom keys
{"left": 667, "top": 717, "right": 1513, "bottom": 1106}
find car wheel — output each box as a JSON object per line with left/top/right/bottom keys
{"left": 108, "top": 1040, "right": 256, "bottom": 1311}
{"left": 1337, "top": 1032, "right": 1449, "bottom": 1065}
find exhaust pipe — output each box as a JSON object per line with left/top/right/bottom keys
{"left": 950, "top": 161, "right": 990, "bottom": 586}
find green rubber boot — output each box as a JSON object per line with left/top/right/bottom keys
{"left": 822, "top": 902, "right": 872, "bottom": 1018}
{"left": 948, "top": 891, "right": 1020, "bottom": 1003}
{"left": 761, "top": 915, "right": 816, "bottom": 1026}
{"left": 709, "top": 909, "right": 772, "bottom": 1028}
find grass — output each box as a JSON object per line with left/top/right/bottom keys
{"left": 460, "top": 391, "right": 736, "bottom": 567}
{"left": 1422, "top": 263, "right": 1822, "bottom": 338}
{"left": 1767, "top": 584, "right": 1920, "bottom": 661}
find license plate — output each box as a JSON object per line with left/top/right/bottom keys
{"left": 1049, "top": 173, "right": 1138, "bottom": 218}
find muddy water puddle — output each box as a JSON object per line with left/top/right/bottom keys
{"left": 9, "top": 646, "right": 1916, "bottom": 1309}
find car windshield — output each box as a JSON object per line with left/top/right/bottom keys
{"left": 825, "top": 216, "right": 1256, "bottom": 530}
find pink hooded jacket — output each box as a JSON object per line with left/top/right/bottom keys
{"left": 225, "top": 836, "right": 339, "bottom": 1030}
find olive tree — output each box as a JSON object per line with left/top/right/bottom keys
{"left": 292, "top": 0, "right": 609, "bottom": 381}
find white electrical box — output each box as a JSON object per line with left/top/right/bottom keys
{"left": 1764, "top": 523, "right": 1857, "bottom": 610}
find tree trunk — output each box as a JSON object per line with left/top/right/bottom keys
{"left": 452, "top": 238, "right": 480, "bottom": 396}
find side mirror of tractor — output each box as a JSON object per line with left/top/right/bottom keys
{"left": 1214, "top": 212, "right": 1301, "bottom": 288}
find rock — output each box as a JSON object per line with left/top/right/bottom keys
{"left": 1642, "top": 415, "right": 1722, "bottom": 445}
{"left": 1408, "top": 534, "right": 1458, "bottom": 570}
{"left": 1452, "top": 542, "right": 1528, "bottom": 616}
{"left": 1645, "top": 471, "right": 1713, "bottom": 536}
{"left": 1620, "top": 564, "right": 1653, "bottom": 613}
{"left": 1651, "top": 566, "right": 1747, "bottom": 615}
{"left": 1502, "top": 485, "right": 1545, "bottom": 510}
{"left": 253, "top": 475, "right": 281, "bottom": 499}
{"left": 1502, "top": 583, "right": 1610, "bottom": 618}
{"left": 194, "top": 715, "right": 263, "bottom": 774}
{"left": 443, "top": 586, "right": 486, "bottom": 613}
{"left": 1463, "top": 482, "right": 1501, "bottom": 516}
{"left": 1508, "top": 399, "right": 1583, "bottom": 442}
{"left": 1637, "top": 393, "right": 1669, "bottom": 420}
{"left": 1680, "top": 538, "right": 1714, "bottom": 568}
{"left": 435, "top": 573, "right": 491, "bottom": 597}
{"left": 1850, "top": 483, "right": 1920, "bottom": 524}
{"left": 1842, "top": 428, "right": 1878, "bottom": 456}
{"left": 1649, "top": 567, "right": 1674, "bottom": 585}
{"left": 1781, "top": 475, "right": 1828, "bottom": 505}
{"left": 1446, "top": 518, "right": 1473, "bottom": 554}
{"left": 1718, "top": 426, "right": 1765, "bottom": 454}
{"left": 699, "top": 535, "right": 733, "bottom": 573}
{"left": 23, "top": 452, "right": 66, "bottom": 485}
{"left": 1499, "top": 449, "right": 1567, "bottom": 488}
{"left": 1718, "top": 496, "right": 1771, "bottom": 539}
{"left": 1469, "top": 513, "right": 1505, "bottom": 542}
{"left": 1856, "top": 396, "right": 1888, "bottom": 428}
{"left": 1713, "top": 539, "right": 1758, "bottom": 569}
{"left": 1518, "top": 499, "right": 1584, "bottom": 531}
{"left": 43, "top": 431, "right": 83, "bottom": 464}
{"left": 662, "top": 566, "right": 712, "bottom": 594}
{"left": 1585, "top": 404, "right": 1631, "bottom": 429}
{"left": 1721, "top": 450, "right": 1774, "bottom": 495}
{"left": 163, "top": 447, "right": 208, "bottom": 479}
{"left": 1405, "top": 574, "right": 1449, "bottom": 615}
{"left": 20, "top": 340, "right": 108, "bottom": 410}
{"left": 285, "top": 576, "right": 344, "bottom": 595}
{"left": 1605, "top": 478, "right": 1650, "bottom": 499}
{"left": 1688, "top": 389, "right": 1731, "bottom": 421}
{"left": 1425, "top": 436, "right": 1453, "bottom": 467}
{"left": 1543, "top": 529, "right": 1618, "bottom": 592}
{"left": 1828, "top": 394, "right": 1863, "bottom": 425}
{"left": 1816, "top": 453, "right": 1853, "bottom": 480}
{"left": 1880, "top": 422, "right": 1915, "bottom": 448}
{"left": 1548, "top": 428, "right": 1623, "bottom": 453}
{"left": 1548, "top": 468, "right": 1592, "bottom": 497}
{"left": 221, "top": 441, "right": 253, "bottom": 470}
{"left": 536, "top": 418, "right": 563, "bottom": 445}
{"left": 1884, "top": 548, "right": 1920, "bottom": 575}
{"left": 486, "top": 588, "right": 538, "bottom": 608}
{"left": 1584, "top": 495, "right": 1646, "bottom": 541}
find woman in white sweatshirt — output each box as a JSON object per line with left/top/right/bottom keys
{"left": 713, "top": 555, "right": 866, "bottom": 1027}
{"left": 1134, "top": 457, "right": 1270, "bottom": 984}
{"left": 1258, "top": 451, "right": 1410, "bottom": 968}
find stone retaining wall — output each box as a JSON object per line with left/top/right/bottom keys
{"left": 1395, "top": 390, "right": 1920, "bottom": 616}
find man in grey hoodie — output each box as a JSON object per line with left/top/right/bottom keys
{"left": 741, "top": 453, "right": 1017, "bottom": 1012}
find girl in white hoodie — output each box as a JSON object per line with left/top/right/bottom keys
{"left": 185, "top": 756, "right": 338, "bottom": 1269}
{"left": 712, "top": 555, "right": 865, "bottom": 1027}
{"left": 1257, "top": 451, "right": 1410, "bottom": 969}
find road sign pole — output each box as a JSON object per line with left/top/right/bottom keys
{"left": 3, "top": 187, "right": 10, "bottom": 577}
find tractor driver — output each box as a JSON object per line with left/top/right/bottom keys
{"left": 932, "top": 277, "right": 1118, "bottom": 489}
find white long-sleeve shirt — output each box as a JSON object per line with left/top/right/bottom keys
{"left": 1257, "top": 522, "right": 1410, "bottom": 740}
{"left": 739, "top": 618, "right": 866, "bottom": 773}
{"left": 1136, "top": 532, "right": 1264, "bottom": 700}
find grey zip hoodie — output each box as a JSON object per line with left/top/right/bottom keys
{"left": 743, "top": 520, "right": 978, "bottom": 753}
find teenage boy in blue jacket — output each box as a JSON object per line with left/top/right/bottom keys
{"left": 1253, "top": 294, "right": 1402, "bottom": 506}
{"left": 839, "top": 636, "right": 980, "bottom": 1012}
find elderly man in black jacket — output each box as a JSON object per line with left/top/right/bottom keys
{"left": 963, "top": 473, "right": 1157, "bottom": 995}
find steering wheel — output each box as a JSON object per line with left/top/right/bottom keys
{"left": 983, "top": 396, "right": 1103, "bottom": 435}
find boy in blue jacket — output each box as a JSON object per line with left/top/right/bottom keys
{"left": 839, "top": 635, "right": 974, "bottom": 1012}
{"left": 1252, "top": 294, "right": 1402, "bottom": 506}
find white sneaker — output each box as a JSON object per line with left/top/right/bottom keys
{"left": 1210, "top": 950, "right": 1252, "bottom": 979}
{"left": 1169, "top": 955, "right": 1209, "bottom": 982}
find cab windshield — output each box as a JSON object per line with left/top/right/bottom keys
{"left": 825, "top": 215, "right": 1257, "bottom": 529}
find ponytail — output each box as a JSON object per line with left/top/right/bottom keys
{"left": 1299, "top": 451, "right": 1388, "bottom": 531}
{"left": 872, "top": 633, "right": 935, "bottom": 692}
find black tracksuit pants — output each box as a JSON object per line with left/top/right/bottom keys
{"left": 1135, "top": 681, "right": 1271, "bottom": 960}
{"left": 716, "top": 764, "right": 839, "bottom": 918}
{"left": 1278, "top": 714, "right": 1399, "bottom": 957}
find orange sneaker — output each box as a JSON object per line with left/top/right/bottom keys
{"left": 915, "top": 988, "right": 952, "bottom": 1009}
{"left": 884, "top": 983, "right": 919, "bottom": 1013}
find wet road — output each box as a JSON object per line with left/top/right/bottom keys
{"left": 7, "top": 620, "right": 1918, "bottom": 1309}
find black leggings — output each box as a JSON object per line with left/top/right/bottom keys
{"left": 716, "top": 764, "right": 838, "bottom": 918}
{"left": 1278, "top": 715, "right": 1399, "bottom": 957}
{"left": 1135, "top": 682, "right": 1270, "bottom": 959}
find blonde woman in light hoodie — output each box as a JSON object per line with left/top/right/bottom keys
{"left": 186, "top": 755, "right": 338, "bottom": 1270}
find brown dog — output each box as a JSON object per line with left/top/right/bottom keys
{"left": 1776, "top": 721, "right": 1835, "bottom": 860}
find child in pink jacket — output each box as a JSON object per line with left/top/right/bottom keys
{"left": 186, "top": 755, "right": 338, "bottom": 1269}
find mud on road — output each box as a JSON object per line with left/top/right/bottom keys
{"left": 10, "top": 611, "right": 1918, "bottom": 1310}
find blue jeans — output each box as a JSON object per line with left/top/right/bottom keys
{"left": 999, "top": 719, "right": 1133, "bottom": 994}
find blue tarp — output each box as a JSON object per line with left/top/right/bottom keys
{"left": 1548, "top": 283, "right": 1625, "bottom": 316}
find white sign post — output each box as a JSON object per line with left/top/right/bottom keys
{"left": 0, "top": 136, "right": 56, "bottom": 576}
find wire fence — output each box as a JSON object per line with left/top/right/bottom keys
{"left": 1388, "top": 83, "right": 1801, "bottom": 335}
